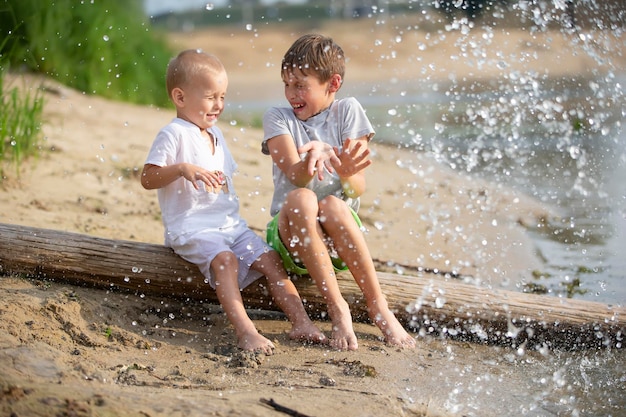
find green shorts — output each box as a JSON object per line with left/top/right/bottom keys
{"left": 266, "top": 207, "right": 363, "bottom": 275}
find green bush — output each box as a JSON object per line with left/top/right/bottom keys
{"left": 0, "top": 0, "right": 173, "bottom": 107}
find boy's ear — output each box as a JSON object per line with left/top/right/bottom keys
{"left": 171, "top": 87, "right": 185, "bottom": 106}
{"left": 328, "top": 74, "right": 342, "bottom": 93}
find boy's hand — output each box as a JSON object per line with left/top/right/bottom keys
{"left": 298, "top": 141, "right": 342, "bottom": 181}
{"left": 180, "top": 164, "right": 226, "bottom": 193}
{"left": 332, "top": 138, "right": 371, "bottom": 179}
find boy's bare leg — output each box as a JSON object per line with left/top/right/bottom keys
{"left": 319, "top": 196, "right": 417, "bottom": 349}
{"left": 211, "top": 252, "right": 275, "bottom": 354}
{"left": 279, "top": 189, "right": 359, "bottom": 351}
{"left": 252, "top": 251, "right": 327, "bottom": 344}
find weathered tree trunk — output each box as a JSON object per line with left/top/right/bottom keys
{"left": 0, "top": 222, "right": 623, "bottom": 349}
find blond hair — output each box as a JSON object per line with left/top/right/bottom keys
{"left": 281, "top": 34, "right": 345, "bottom": 83}
{"left": 166, "top": 49, "right": 224, "bottom": 98}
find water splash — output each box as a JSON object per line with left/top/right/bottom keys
{"left": 345, "top": 2, "right": 625, "bottom": 304}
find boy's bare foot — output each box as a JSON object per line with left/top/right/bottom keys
{"left": 238, "top": 330, "right": 276, "bottom": 355}
{"left": 330, "top": 321, "right": 358, "bottom": 351}
{"left": 289, "top": 321, "right": 328, "bottom": 344}
{"left": 373, "top": 308, "right": 416, "bottom": 349}
{"left": 328, "top": 302, "right": 358, "bottom": 351}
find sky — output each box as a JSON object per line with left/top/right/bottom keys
{"left": 143, "top": 0, "right": 307, "bottom": 16}
{"left": 143, "top": 0, "right": 227, "bottom": 15}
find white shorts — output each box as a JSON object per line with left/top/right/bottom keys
{"left": 170, "top": 225, "right": 270, "bottom": 290}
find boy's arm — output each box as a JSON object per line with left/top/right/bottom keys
{"left": 266, "top": 134, "right": 339, "bottom": 187}
{"left": 141, "top": 164, "right": 182, "bottom": 190}
{"left": 141, "top": 163, "right": 225, "bottom": 191}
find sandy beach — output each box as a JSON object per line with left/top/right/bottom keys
{"left": 1, "top": 17, "right": 624, "bottom": 416}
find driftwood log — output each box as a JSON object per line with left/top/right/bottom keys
{"left": 0, "top": 222, "right": 623, "bottom": 349}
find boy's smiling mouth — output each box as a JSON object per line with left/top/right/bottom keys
{"left": 291, "top": 103, "right": 306, "bottom": 117}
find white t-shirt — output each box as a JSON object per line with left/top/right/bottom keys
{"left": 262, "top": 97, "right": 375, "bottom": 216}
{"left": 145, "top": 118, "right": 244, "bottom": 245}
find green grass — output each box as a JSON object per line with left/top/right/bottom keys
{"left": 0, "top": 18, "right": 44, "bottom": 175}
{"left": 0, "top": 73, "right": 44, "bottom": 175}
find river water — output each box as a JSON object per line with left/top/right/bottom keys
{"left": 344, "top": 71, "right": 626, "bottom": 307}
